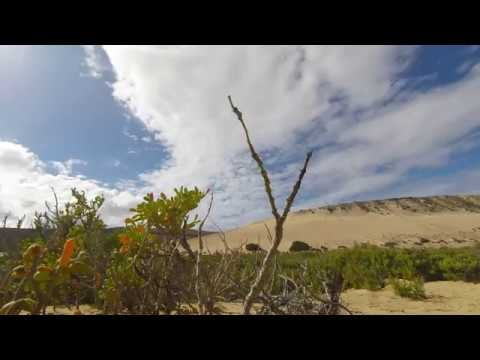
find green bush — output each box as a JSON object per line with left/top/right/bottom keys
{"left": 245, "top": 243, "right": 264, "bottom": 252}
{"left": 217, "top": 244, "right": 480, "bottom": 295}
{"left": 390, "top": 277, "right": 426, "bottom": 300}
{"left": 289, "top": 241, "right": 312, "bottom": 252}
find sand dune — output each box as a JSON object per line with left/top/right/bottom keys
{"left": 198, "top": 195, "right": 480, "bottom": 252}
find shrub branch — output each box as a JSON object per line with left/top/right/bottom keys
{"left": 228, "top": 96, "right": 313, "bottom": 314}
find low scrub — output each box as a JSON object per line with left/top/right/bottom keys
{"left": 289, "top": 241, "right": 312, "bottom": 252}
{"left": 390, "top": 277, "right": 426, "bottom": 300}
{"left": 211, "top": 244, "right": 480, "bottom": 293}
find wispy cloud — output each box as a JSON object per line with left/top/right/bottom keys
{"left": 122, "top": 128, "right": 139, "bottom": 142}
{"left": 5, "top": 46, "right": 480, "bottom": 230}
{"left": 0, "top": 141, "right": 140, "bottom": 227}
{"left": 50, "top": 159, "right": 87, "bottom": 176}
{"left": 81, "top": 45, "right": 110, "bottom": 78}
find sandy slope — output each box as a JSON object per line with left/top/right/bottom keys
{"left": 198, "top": 195, "right": 480, "bottom": 252}
{"left": 342, "top": 281, "right": 480, "bottom": 315}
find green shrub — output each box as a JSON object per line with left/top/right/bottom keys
{"left": 289, "top": 241, "right": 312, "bottom": 252}
{"left": 390, "top": 277, "right": 426, "bottom": 300}
{"left": 225, "top": 244, "right": 480, "bottom": 295}
{"left": 245, "top": 243, "right": 264, "bottom": 252}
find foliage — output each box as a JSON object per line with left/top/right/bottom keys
{"left": 245, "top": 243, "right": 264, "bottom": 252}
{"left": 390, "top": 277, "right": 426, "bottom": 300}
{"left": 289, "top": 241, "right": 312, "bottom": 252}
{"left": 127, "top": 187, "right": 205, "bottom": 236}
{"left": 3, "top": 185, "right": 480, "bottom": 315}
{"left": 0, "top": 188, "right": 105, "bottom": 313}
{"left": 202, "top": 244, "right": 480, "bottom": 294}
{"left": 100, "top": 187, "right": 207, "bottom": 314}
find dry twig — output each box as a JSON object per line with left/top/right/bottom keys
{"left": 227, "top": 96, "right": 313, "bottom": 314}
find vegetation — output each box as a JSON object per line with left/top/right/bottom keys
{"left": 245, "top": 243, "right": 264, "bottom": 252}
{"left": 231, "top": 244, "right": 480, "bottom": 293}
{"left": 3, "top": 197, "right": 480, "bottom": 314}
{"left": 390, "top": 277, "right": 426, "bottom": 300}
{"left": 228, "top": 96, "right": 313, "bottom": 314}
{"left": 2, "top": 99, "right": 480, "bottom": 314}
{"left": 0, "top": 189, "right": 109, "bottom": 314}
{"left": 289, "top": 241, "right": 312, "bottom": 252}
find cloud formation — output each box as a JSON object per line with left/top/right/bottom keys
{"left": 3, "top": 46, "right": 480, "bottom": 230}
{"left": 0, "top": 141, "right": 140, "bottom": 227}
{"left": 91, "top": 46, "right": 480, "bottom": 227}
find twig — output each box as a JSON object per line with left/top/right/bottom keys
{"left": 228, "top": 96, "right": 280, "bottom": 221}
{"left": 210, "top": 219, "right": 231, "bottom": 253}
{"left": 195, "top": 190, "right": 214, "bottom": 314}
{"left": 227, "top": 96, "right": 313, "bottom": 315}
{"left": 263, "top": 223, "right": 273, "bottom": 245}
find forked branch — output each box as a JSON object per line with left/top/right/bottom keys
{"left": 228, "top": 96, "right": 313, "bottom": 314}
{"left": 228, "top": 96, "right": 280, "bottom": 221}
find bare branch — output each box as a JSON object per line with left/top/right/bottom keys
{"left": 210, "top": 220, "right": 231, "bottom": 252}
{"left": 228, "top": 96, "right": 280, "bottom": 220}
{"left": 281, "top": 152, "right": 313, "bottom": 221}
{"left": 228, "top": 96, "right": 313, "bottom": 314}
{"left": 263, "top": 223, "right": 273, "bottom": 245}
{"left": 16, "top": 215, "right": 26, "bottom": 229}
{"left": 195, "top": 190, "right": 214, "bottom": 314}
{"left": 2, "top": 214, "right": 8, "bottom": 229}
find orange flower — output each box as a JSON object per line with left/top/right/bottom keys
{"left": 95, "top": 272, "right": 102, "bottom": 288}
{"left": 119, "top": 234, "right": 132, "bottom": 253}
{"left": 59, "top": 239, "right": 75, "bottom": 268}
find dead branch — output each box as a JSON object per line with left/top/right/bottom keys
{"left": 227, "top": 96, "right": 313, "bottom": 315}
{"left": 2, "top": 214, "right": 8, "bottom": 229}
{"left": 195, "top": 190, "right": 214, "bottom": 314}
{"left": 210, "top": 220, "right": 231, "bottom": 252}
{"left": 228, "top": 96, "right": 280, "bottom": 221}
{"left": 263, "top": 223, "right": 273, "bottom": 245}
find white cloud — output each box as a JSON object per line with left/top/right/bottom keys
{"left": 90, "top": 45, "right": 430, "bottom": 227}
{"left": 50, "top": 159, "right": 87, "bottom": 176}
{"left": 81, "top": 45, "right": 111, "bottom": 78}
{"left": 5, "top": 45, "right": 480, "bottom": 231}
{"left": 98, "top": 45, "right": 480, "bottom": 229}
{"left": 97, "top": 46, "right": 415, "bottom": 221}
{"left": 0, "top": 141, "right": 140, "bottom": 228}
{"left": 122, "top": 128, "right": 139, "bottom": 142}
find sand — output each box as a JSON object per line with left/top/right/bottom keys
{"left": 35, "top": 281, "right": 480, "bottom": 315}
{"left": 18, "top": 195, "right": 480, "bottom": 315}
{"left": 197, "top": 196, "right": 480, "bottom": 252}
{"left": 342, "top": 281, "right": 480, "bottom": 315}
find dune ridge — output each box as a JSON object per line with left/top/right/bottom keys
{"left": 199, "top": 194, "right": 480, "bottom": 252}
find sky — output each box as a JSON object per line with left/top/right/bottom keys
{"left": 1, "top": 45, "right": 480, "bottom": 229}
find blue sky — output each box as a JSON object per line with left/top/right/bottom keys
{"left": 0, "top": 45, "right": 168, "bottom": 184}
{"left": 1, "top": 45, "right": 480, "bottom": 228}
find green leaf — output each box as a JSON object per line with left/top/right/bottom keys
{"left": 68, "top": 261, "right": 91, "bottom": 274}
{"left": 0, "top": 298, "right": 38, "bottom": 315}
{"left": 34, "top": 270, "right": 51, "bottom": 282}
